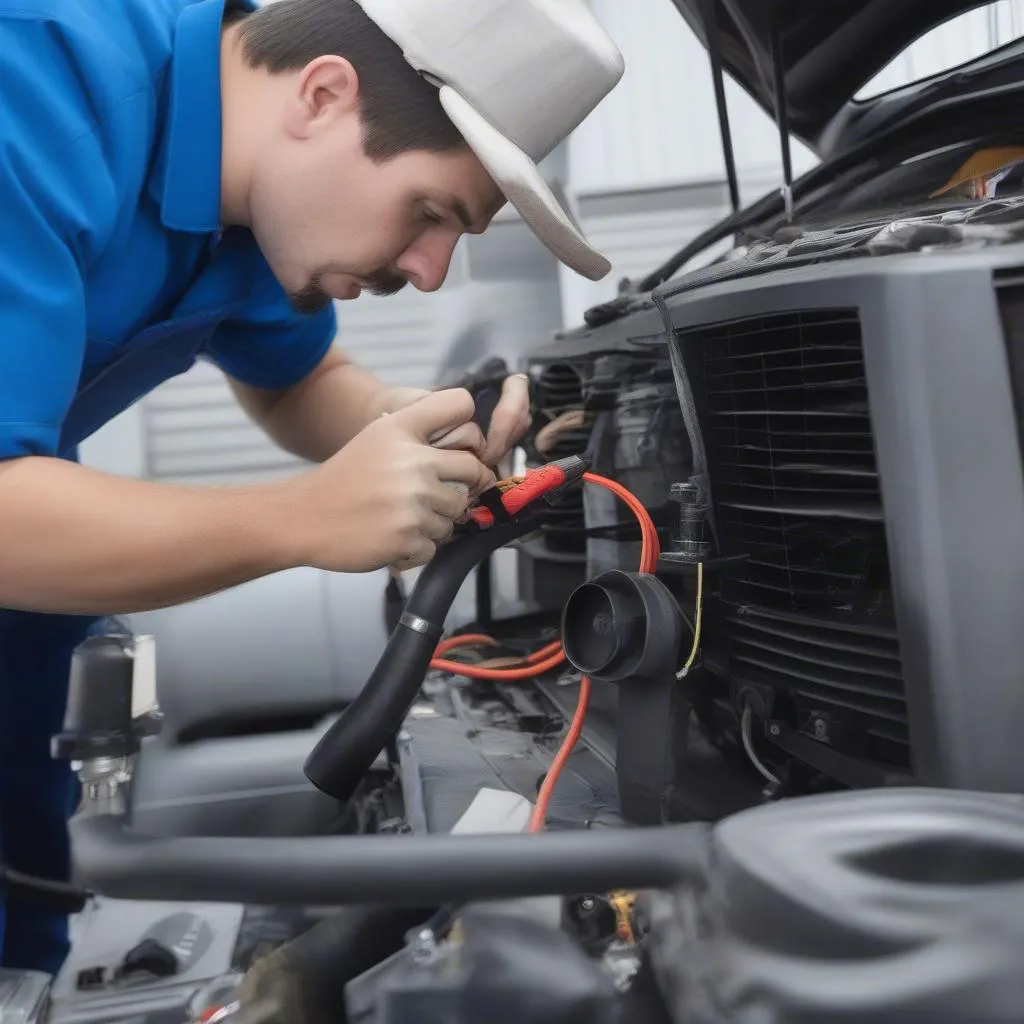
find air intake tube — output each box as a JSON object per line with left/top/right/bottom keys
{"left": 67, "top": 814, "right": 709, "bottom": 905}
{"left": 303, "top": 515, "right": 541, "bottom": 802}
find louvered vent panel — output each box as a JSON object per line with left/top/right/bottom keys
{"left": 680, "top": 309, "right": 908, "bottom": 764}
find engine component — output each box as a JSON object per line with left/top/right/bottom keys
{"left": 647, "top": 787, "right": 1024, "bottom": 1023}
{"left": 341, "top": 788, "right": 1024, "bottom": 1024}
{"left": 662, "top": 480, "right": 713, "bottom": 563}
{"left": 51, "top": 635, "right": 139, "bottom": 762}
{"left": 583, "top": 357, "right": 690, "bottom": 579}
{"left": 234, "top": 906, "right": 437, "bottom": 1024}
{"left": 562, "top": 570, "right": 689, "bottom": 825}
{"left": 344, "top": 902, "right": 622, "bottom": 1024}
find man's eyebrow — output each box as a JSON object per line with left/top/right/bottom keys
{"left": 433, "top": 192, "right": 495, "bottom": 234}
{"left": 449, "top": 197, "right": 474, "bottom": 231}
{"left": 433, "top": 192, "right": 479, "bottom": 232}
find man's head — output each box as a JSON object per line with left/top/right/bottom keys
{"left": 222, "top": 0, "right": 501, "bottom": 313}
{"left": 220, "top": 0, "right": 623, "bottom": 314}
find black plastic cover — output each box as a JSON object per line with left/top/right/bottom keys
{"left": 51, "top": 635, "right": 137, "bottom": 761}
{"left": 346, "top": 905, "right": 620, "bottom": 1024}
{"left": 647, "top": 787, "right": 1024, "bottom": 1022}
{"left": 562, "top": 571, "right": 689, "bottom": 825}
{"left": 562, "top": 571, "right": 683, "bottom": 683}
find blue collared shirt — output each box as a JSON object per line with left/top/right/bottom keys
{"left": 0, "top": 0, "right": 337, "bottom": 460}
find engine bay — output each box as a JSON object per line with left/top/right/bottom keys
{"left": 16, "top": 276, "right": 1022, "bottom": 1021}
{"left": 0, "top": 224, "right": 1017, "bottom": 1024}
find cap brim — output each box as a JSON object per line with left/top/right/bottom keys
{"left": 439, "top": 86, "right": 612, "bottom": 282}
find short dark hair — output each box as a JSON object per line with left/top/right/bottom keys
{"left": 232, "top": 0, "right": 466, "bottom": 162}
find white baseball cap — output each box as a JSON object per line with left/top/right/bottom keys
{"left": 353, "top": 0, "right": 625, "bottom": 281}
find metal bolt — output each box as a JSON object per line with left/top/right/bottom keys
{"left": 580, "top": 897, "right": 596, "bottom": 914}
{"left": 812, "top": 718, "right": 828, "bottom": 741}
{"left": 768, "top": 724, "right": 781, "bottom": 737}
{"left": 412, "top": 929, "right": 437, "bottom": 963}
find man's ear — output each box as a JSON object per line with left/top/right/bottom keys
{"left": 284, "top": 55, "right": 361, "bottom": 139}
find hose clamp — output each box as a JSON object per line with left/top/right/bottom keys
{"left": 399, "top": 612, "right": 444, "bottom": 641}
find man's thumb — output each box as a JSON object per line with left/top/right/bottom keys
{"left": 391, "top": 387, "right": 476, "bottom": 440}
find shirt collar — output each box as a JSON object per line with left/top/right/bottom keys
{"left": 150, "top": 0, "right": 255, "bottom": 233}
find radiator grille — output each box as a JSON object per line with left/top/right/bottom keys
{"left": 681, "top": 310, "right": 907, "bottom": 764}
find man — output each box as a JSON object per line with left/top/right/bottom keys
{"left": 0, "top": 0, "right": 624, "bottom": 974}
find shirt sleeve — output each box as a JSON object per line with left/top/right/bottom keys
{"left": 0, "top": 18, "right": 118, "bottom": 459}
{"left": 205, "top": 274, "right": 338, "bottom": 392}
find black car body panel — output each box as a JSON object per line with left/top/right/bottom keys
{"left": 673, "top": 0, "right": 1024, "bottom": 156}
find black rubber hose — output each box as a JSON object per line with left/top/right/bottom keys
{"left": 304, "top": 516, "right": 541, "bottom": 801}
{"left": 0, "top": 862, "right": 92, "bottom": 913}
{"left": 69, "top": 814, "right": 710, "bottom": 905}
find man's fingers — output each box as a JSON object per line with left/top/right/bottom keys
{"left": 431, "top": 449, "right": 496, "bottom": 494}
{"left": 429, "top": 421, "right": 486, "bottom": 457}
{"left": 392, "top": 541, "right": 436, "bottom": 572}
{"left": 422, "top": 511, "right": 457, "bottom": 544}
{"left": 427, "top": 479, "right": 472, "bottom": 520}
{"left": 482, "top": 373, "right": 531, "bottom": 465}
{"left": 392, "top": 387, "right": 475, "bottom": 442}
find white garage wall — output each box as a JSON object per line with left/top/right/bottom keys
{"left": 79, "top": 403, "right": 147, "bottom": 478}
{"left": 570, "top": 0, "right": 818, "bottom": 196}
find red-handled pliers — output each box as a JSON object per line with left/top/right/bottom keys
{"left": 468, "top": 455, "right": 588, "bottom": 528}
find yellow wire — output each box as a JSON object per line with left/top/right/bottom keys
{"left": 677, "top": 562, "right": 704, "bottom": 679}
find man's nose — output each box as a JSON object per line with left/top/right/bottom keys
{"left": 395, "top": 231, "right": 462, "bottom": 293}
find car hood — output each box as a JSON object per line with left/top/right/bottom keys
{"left": 672, "top": 0, "right": 1021, "bottom": 156}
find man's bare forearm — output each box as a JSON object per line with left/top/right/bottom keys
{"left": 0, "top": 456, "right": 300, "bottom": 615}
{"left": 229, "top": 346, "right": 430, "bottom": 464}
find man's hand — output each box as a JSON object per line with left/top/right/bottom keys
{"left": 287, "top": 389, "right": 495, "bottom": 573}
{"left": 379, "top": 373, "right": 532, "bottom": 468}
{"left": 480, "top": 372, "right": 531, "bottom": 465}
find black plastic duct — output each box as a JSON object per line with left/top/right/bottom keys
{"left": 562, "top": 571, "right": 689, "bottom": 825}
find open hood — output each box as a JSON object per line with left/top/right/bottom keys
{"left": 673, "top": 1, "right": 1009, "bottom": 156}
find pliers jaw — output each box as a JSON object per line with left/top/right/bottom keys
{"left": 467, "top": 455, "right": 590, "bottom": 529}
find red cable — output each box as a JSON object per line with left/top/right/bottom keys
{"left": 429, "top": 649, "right": 567, "bottom": 680}
{"left": 427, "top": 471, "right": 660, "bottom": 832}
{"left": 527, "top": 675, "right": 591, "bottom": 833}
{"left": 433, "top": 634, "right": 501, "bottom": 658}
